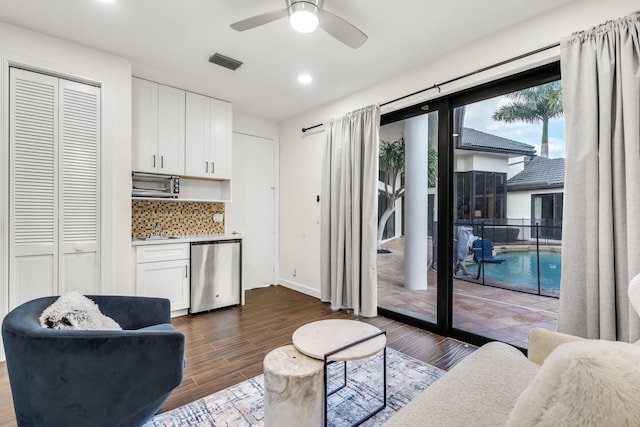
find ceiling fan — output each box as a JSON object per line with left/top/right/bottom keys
{"left": 230, "top": 0, "right": 368, "bottom": 49}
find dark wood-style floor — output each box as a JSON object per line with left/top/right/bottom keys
{"left": 0, "top": 285, "right": 476, "bottom": 426}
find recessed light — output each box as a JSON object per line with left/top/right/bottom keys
{"left": 298, "top": 74, "right": 313, "bottom": 84}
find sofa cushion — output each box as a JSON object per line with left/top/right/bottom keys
{"left": 527, "top": 327, "right": 586, "bottom": 365}
{"left": 506, "top": 340, "right": 640, "bottom": 427}
{"left": 383, "top": 342, "right": 539, "bottom": 426}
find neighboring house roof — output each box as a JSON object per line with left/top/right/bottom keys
{"left": 459, "top": 127, "right": 537, "bottom": 156}
{"left": 507, "top": 156, "right": 565, "bottom": 191}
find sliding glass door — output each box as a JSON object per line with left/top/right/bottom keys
{"left": 451, "top": 80, "right": 563, "bottom": 348}
{"left": 377, "top": 63, "right": 563, "bottom": 349}
{"left": 377, "top": 109, "right": 440, "bottom": 325}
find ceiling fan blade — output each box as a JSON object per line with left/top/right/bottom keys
{"left": 318, "top": 9, "right": 367, "bottom": 49}
{"left": 230, "top": 9, "right": 288, "bottom": 31}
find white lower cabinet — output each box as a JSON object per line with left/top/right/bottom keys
{"left": 136, "top": 243, "right": 190, "bottom": 314}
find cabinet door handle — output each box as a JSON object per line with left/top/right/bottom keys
{"left": 211, "top": 161, "right": 214, "bottom": 174}
{"left": 185, "top": 265, "right": 188, "bottom": 278}
{"left": 205, "top": 161, "right": 208, "bottom": 173}
{"left": 161, "top": 155, "right": 164, "bottom": 169}
{"left": 153, "top": 155, "right": 156, "bottom": 168}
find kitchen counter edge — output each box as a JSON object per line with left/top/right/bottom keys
{"left": 131, "top": 234, "right": 243, "bottom": 246}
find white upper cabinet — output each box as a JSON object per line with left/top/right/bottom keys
{"left": 185, "top": 92, "right": 232, "bottom": 180}
{"left": 209, "top": 98, "right": 232, "bottom": 179}
{"left": 132, "top": 78, "right": 157, "bottom": 173}
{"left": 184, "top": 92, "right": 208, "bottom": 178}
{"left": 132, "top": 78, "right": 185, "bottom": 175}
{"left": 158, "top": 85, "right": 185, "bottom": 174}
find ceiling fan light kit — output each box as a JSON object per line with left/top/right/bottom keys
{"left": 288, "top": 0, "right": 320, "bottom": 33}
{"left": 230, "top": 0, "right": 367, "bottom": 49}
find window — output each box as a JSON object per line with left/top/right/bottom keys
{"left": 454, "top": 171, "right": 507, "bottom": 221}
{"left": 377, "top": 62, "right": 564, "bottom": 350}
{"left": 532, "top": 193, "right": 563, "bottom": 240}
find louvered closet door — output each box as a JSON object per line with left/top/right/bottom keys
{"left": 9, "top": 68, "right": 59, "bottom": 308}
{"left": 9, "top": 69, "right": 101, "bottom": 308}
{"left": 59, "top": 79, "right": 100, "bottom": 295}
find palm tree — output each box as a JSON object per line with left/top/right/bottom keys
{"left": 492, "top": 81, "right": 563, "bottom": 158}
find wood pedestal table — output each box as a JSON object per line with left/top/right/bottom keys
{"left": 292, "top": 319, "right": 387, "bottom": 427}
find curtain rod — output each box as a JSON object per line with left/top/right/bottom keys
{"left": 301, "top": 41, "right": 561, "bottom": 133}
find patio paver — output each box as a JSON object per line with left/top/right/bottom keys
{"left": 377, "top": 237, "right": 558, "bottom": 348}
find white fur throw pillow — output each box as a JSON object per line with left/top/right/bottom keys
{"left": 39, "top": 291, "right": 121, "bottom": 330}
{"left": 506, "top": 340, "right": 640, "bottom": 427}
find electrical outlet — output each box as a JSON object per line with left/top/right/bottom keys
{"left": 212, "top": 213, "right": 224, "bottom": 223}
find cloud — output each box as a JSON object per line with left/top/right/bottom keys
{"left": 548, "top": 137, "right": 565, "bottom": 158}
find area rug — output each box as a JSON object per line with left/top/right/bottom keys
{"left": 145, "top": 347, "right": 445, "bottom": 427}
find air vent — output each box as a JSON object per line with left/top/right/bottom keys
{"left": 208, "top": 53, "right": 243, "bottom": 71}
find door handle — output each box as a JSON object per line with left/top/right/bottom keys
{"left": 153, "top": 154, "right": 156, "bottom": 168}
{"left": 205, "top": 161, "right": 208, "bottom": 173}
{"left": 161, "top": 155, "right": 164, "bottom": 169}
{"left": 211, "top": 161, "right": 214, "bottom": 174}
{"left": 185, "top": 265, "right": 188, "bottom": 278}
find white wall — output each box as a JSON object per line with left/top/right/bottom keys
{"left": 234, "top": 111, "right": 279, "bottom": 139}
{"left": 507, "top": 189, "right": 564, "bottom": 240}
{"left": 472, "top": 154, "right": 509, "bottom": 173}
{"left": 508, "top": 188, "right": 565, "bottom": 220}
{"left": 455, "top": 153, "right": 509, "bottom": 173}
{"left": 278, "top": 0, "right": 637, "bottom": 297}
{"left": 0, "top": 22, "right": 132, "bottom": 300}
{"left": 508, "top": 156, "right": 527, "bottom": 179}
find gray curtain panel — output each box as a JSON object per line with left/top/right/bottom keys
{"left": 321, "top": 105, "right": 380, "bottom": 317}
{"left": 558, "top": 11, "right": 640, "bottom": 342}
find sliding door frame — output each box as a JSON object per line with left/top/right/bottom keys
{"left": 378, "top": 62, "right": 562, "bottom": 348}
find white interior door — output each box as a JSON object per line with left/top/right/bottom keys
{"left": 9, "top": 69, "right": 101, "bottom": 307}
{"left": 59, "top": 79, "right": 101, "bottom": 295}
{"left": 226, "top": 132, "right": 276, "bottom": 290}
{"left": 9, "top": 68, "right": 59, "bottom": 308}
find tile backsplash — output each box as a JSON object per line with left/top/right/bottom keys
{"left": 132, "top": 200, "right": 225, "bottom": 238}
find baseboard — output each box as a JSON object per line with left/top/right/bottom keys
{"left": 171, "top": 308, "right": 188, "bottom": 318}
{"left": 278, "top": 279, "right": 321, "bottom": 299}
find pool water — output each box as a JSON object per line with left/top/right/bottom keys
{"left": 471, "top": 250, "right": 561, "bottom": 291}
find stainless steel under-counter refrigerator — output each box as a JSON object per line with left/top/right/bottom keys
{"left": 189, "top": 239, "right": 242, "bottom": 314}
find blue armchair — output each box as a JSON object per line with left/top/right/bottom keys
{"left": 2, "top": 295, "right": 185, "bottom": 427}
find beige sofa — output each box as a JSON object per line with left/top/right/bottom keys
{"left": 383, "top": 328, "right": 640, "bottom": 426}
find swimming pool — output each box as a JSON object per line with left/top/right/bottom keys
{"left": 470, "top": 250, "right": 562, "bottom": 292}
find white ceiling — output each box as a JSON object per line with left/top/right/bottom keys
{"left": 0, "top": 0, "right": 575, "bottom": 122}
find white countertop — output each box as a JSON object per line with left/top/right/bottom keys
{"left": 131, "top": 233, "right": 242, "bottom": 246}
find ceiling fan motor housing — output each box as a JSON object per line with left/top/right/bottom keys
{"left": 286, "top": 0, "right": 323, "bottom": 16}
{"left": 286, "top": 0, "right": 324, "bottom": 9}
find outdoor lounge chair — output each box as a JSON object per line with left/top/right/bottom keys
{"left": 472, "top": 238, "right": 505, "bottom": 279}
{"left": 454, "top": 226, "right": 477, "bottom": 277}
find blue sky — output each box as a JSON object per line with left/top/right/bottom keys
{"left": 461, "top": 91, "right": 566, "bottom": 159}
